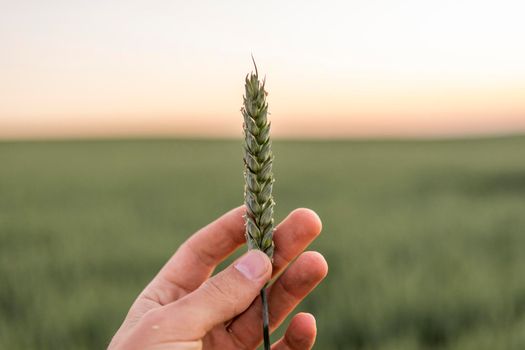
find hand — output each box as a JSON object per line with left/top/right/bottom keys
{"left": 108, "top": 206, "right": 328, "bottom": 350}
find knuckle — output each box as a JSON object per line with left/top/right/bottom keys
{"left": 202, "top": 278, "right": 238, "bottom": 314}
{"left": 203, "top": 278, "right": 231, "bottom": 300}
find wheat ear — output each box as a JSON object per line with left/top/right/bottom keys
{"left": 242, "top": 58, "right": 274, "bottom": 350}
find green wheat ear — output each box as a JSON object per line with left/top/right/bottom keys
{"left": 242, "top": 60, "right": 275, "bottom": 260}
{"left": 241, "top": 58, "right": 274, "bottom": 350}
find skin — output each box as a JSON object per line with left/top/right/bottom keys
{"left": 108, "top": 206, "right": 328, "bottom": 350}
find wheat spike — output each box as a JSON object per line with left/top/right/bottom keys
{"left": 242, "top": 60, "right": 275, "bottom": 259}
{"left": 242, "top": 58, "right": 274, "bottom": 350}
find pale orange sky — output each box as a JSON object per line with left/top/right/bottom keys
{"left": 1, "top": 0, "right": 524, "bottom": 139}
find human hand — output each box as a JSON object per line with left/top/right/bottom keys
{"left": 108, "top": 206, "right": 328, "bottom": 350}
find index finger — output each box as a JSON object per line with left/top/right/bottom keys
{"left": 144, "top": 205, "right": 247, "bottom": 305}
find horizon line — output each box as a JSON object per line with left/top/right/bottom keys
{"left": 1, "top": 131, "right": 524, "bottom": 143}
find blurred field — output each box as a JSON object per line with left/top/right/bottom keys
{"left": 1, "top": 136, "right": 524, "bottom": 349}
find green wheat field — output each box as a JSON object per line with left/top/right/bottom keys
{"left": 1, "top": 136, "right": 524, "bottom": 349}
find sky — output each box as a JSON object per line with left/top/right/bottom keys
{"left": 1, "top": 0, "right": 524, "bottom": 139}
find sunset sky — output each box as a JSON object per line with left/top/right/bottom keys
{"left": 1, "top": 0, "right": 524, "bottom": 139}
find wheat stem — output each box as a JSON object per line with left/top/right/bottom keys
{"left": 260, "top": 288, "right": 270, "bottom": 350}
{"left": 242, "top": 58, "right": 274, "bottom": 350}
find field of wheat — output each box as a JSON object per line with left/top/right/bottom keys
{"left": 1, "top": 136, "right": 524, "bottom": 349}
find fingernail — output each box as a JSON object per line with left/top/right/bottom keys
{"left": 234, "top": 250, "right": 268, "bottom": 280}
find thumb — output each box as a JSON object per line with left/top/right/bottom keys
{"left": 143, "top": 250, "right": 272, "bottom": 341}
